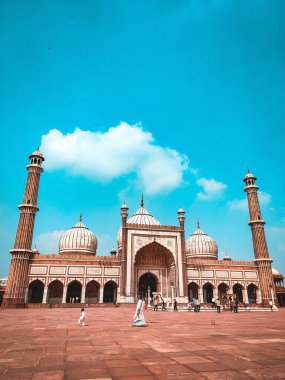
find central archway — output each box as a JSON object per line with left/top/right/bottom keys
{"left": 134, "top": 241, "right": 175, "bottom": 300}
{"left": 138, "top": 272, "right": 157, "bottom": 299}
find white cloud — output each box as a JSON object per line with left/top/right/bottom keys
{"left": 228, "top": 191, "right": 272, "bottom": 211}
{"left": 40, "top": 122, "right": 189, "bottom": 195}
{"left": 34, "top": 230, "right": 65, "bottom": 253}
{"left": 196, "top": 178, "right": 227, "bottom": 201}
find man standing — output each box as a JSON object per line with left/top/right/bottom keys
{"left": 216, "top": 298, "right": 221, "bottom": 313}
{"left": 173, "top": 299, "right": 178, "bottom": 311}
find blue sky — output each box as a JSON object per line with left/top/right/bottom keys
{"left": 0, "top": 0, "right": 284, "bottom": 277}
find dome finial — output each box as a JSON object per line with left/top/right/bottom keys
{"left": 197, "top": 219, "right": 200, "bottom": 229}
{"left": 79, "top": 211, "right": 82, "bottom": 222}
{"left": 141, "top": 193, "right": 144, "bottom": 208}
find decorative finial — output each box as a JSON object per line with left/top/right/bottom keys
{"left": 197, "top": 219, "right": 200, "bottom": 229}
{"left": 247, "top": 168, "right": 250, "bottom": 173}
{"left": 79, "top": 211, "right": 82, "bottom": 222}
{"left": 37, "top": 145, "right": 40, "bottom": 151}
{"left": 141, "top": 193, "right": 144, "bottom": 208}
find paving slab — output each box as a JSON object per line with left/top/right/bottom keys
{"left": 0, "top": 307, "right": 284, "bottom": 379}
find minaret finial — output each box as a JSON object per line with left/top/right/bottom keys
{"left": 141, "top": 193, "right": 144, "bottom": 208}
{"left": 79, "top": 211, "right": 82, "bottom": 222}
{"left": 37, "top": 145, "right": 40, "bottom": 151}
{"left": 197, "top": 219, "right": 200, "bottom": 229}
{"left": 247, "top": 168, "right": 250, "bottom": 173}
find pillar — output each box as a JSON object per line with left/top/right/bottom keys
{"left": 42, "top": 287, "right": 48, "bottom": 304}
{"left": 213, "top": 288, "right": 218, "bottom": 300}
{"left": 256, "top": 289, "right": 262, "bottom": 304}
{"left": 198, "top": 288, "right": 203, "bottom": 304}
{"left": 244, "top": 172, "right": 276, "bottom": 307}
{"left": 62, "top": 287, "right": 67, "bottom": 304}
{"left": 3, "top": 149, "right": 44, "bottom": 308}
{"left": 81, "top": 286, "right": 86, "bottom": 304}
{"left": 99, "top": 286, "right": 104, "bottom": 303}
{"left": 242, "top": 289, "right": 249, "bottom": 304}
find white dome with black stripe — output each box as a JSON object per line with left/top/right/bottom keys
{"left": 59, "top": 214, "right": 97, "bottom": 255}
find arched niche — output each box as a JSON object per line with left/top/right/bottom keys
{"left": 233, "top": 283, "right": 244, "bottom": 302}
{"left": 86, "top": 280, "right": 100, "bottom": 303}
{"left": 103, "top": 280, "right": 117, "bottom": 303}
{"left": 188, "top": 282, "right": 199, "bottom": 301}
{"left": 203, "top": 282, "right": 214, "bottom": 304}
{"left": 66, "top": 280, "right": 82, "bottom": 303}
{"left": 138, "top": 272, "right": 158, "bottom": 299}
{"left": 28, "top": 279, "right": 44, "bottom": 303}
{"left": 47, "top": 280, "right": 63, "bottom": 304}
{"left": 135, "top": 241, "right": 175, "bottom": 268}
{"left": 247, "top": 283, "right": 258, "bottom": 304}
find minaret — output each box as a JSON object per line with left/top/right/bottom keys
{"left": 120, "top": 201, "right": 129, "bottom": 298}
{"left": 3, "top": 149, "right": 44, "bottom": 307}
{"left": 178, "top": 207, "right": 187, "bottom": 298}
{"left": 243, "top": 172, "right": 276, "bottom": 307}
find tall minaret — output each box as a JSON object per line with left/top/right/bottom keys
{"left": 3, "top": 149, "right": 44, "bottom": 307}
{"left": 243, "top": 172, "right": 275, "bottom": 307}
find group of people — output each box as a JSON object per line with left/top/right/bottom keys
{"left": 187, "top": 297, "right": 201, "bottom": 312}
{"left": 70, "top": 296, "right": 80, "bottom": 303}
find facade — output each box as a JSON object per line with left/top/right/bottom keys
{"left": 2, "top": 150, "right": 279, "bottom": 308}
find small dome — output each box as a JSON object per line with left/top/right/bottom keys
{"left": 223, "top": 253, "right": 232, "bottom": 261}
{"left": 59, "top": 216, "right": 97, "bottom": 255}
{"left": 272, "top": 268, "right": 281, "bottom": 276}
{"left": 186, "top": 222, "right": 218, "bottom": 259}
{"left": 29, "top": 148, "right": 44, "bottom": 160}
{"left": 178, "top": 207, "right": 185, "bottom": 213}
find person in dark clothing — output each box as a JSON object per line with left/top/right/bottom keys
{"left": 173, "top": 299, "right": 178, "bottom": 311}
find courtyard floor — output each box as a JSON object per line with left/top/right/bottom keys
{"left": 0, "top": 307, "right": 284, "bottom": 380}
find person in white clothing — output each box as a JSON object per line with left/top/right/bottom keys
{"left": 269, "top": 299, "right": 273, "bottom": 312}
{"left": 78, "top": 308, "right": 86, "bottom": 326}
{"left": 133, "top": 296, "right": 146, "bottom": 327}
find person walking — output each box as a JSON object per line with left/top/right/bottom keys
{"left": 216, "top": 298, "right": 221, "bottom": 313}
{"left": 211, "top": 296, "right": 215, "bottom": 309}
{"left": 173, "top": 299, "right": 178, "bottom": 311}
{"left": 161, "top": 299, "right": 166, "bottom": 311}
{"left": 196, "top": 297, "right": 201, "bottom": 312}
{"left": 154, "top": 296, "right": 158, "bottom": 311}
{"left": 133, "top": 296, "right": 146, "bottom": 327}
{"left": 187, "top": 300, "right": 192, "bottom": 312}
{"left": 269, "top": 299, "right": 273, "bottom": 312}
{"left": 78, "top": 308, "right": 86, "bottom": 326}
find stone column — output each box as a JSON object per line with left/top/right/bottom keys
{"left": 81, "top": 286, "right": 86, "bottom": 304}
{"left": 42, "top": 287, "right": 48, "bottom": 304}
{"left": 213, "top": 288, "right": 218, "bottom": 300}
{"left": 198, "top": 288, "right": 204, "bottom": 304}
{"left": 256, "top": 289, "right": 262, "bottom": 304}
{"left": 148, "top": 286, "right": 151, "bottom": 306}
{"left": 171, "top": 285, "right": 174, "bottom": 304}
{"left": 62, "top": 287, "right": 67, "bottom": 304}
{"left": 99, "top": 286, "right": 104, "bottom": 303}
{"left": 242, "top": 289, "right": 249, "bottom": 304}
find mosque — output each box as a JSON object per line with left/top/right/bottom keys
{"left": 2, "top": 149, "right": 284, "bottom": 309}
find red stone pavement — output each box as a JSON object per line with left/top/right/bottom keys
{"left": 0, "top": 307, "right": 284, "bottom": 380}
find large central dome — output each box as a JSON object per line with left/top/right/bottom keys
{"left": 186, "top": 222, "right": 218, "bottom": 259}
{"left": 117, "top": 196, "right": 161, "bottom": 250}
{"left": 59, "top": 215, "right": 97, "bottom": 255}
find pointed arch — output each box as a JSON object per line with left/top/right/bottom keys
{"left": 135, "top": 241, "right": 175, "bottom": 267}
{"left": 47, "top": 280, "right": 63, "bottom": 304}
{"left": 86, "top": 280, "right": 100, "bottom": 303}
{"left": 28, "top": 279, "right": 44, "bottom": 303}
{"left": 66, "top": 280, "right": 82, "bottom": 303}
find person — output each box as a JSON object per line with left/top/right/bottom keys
{"left": 161, "top": 299, "right": 166, "bottom": 311}
{"left": 193, "top": 297, "right": 197, "bottom": 312}
{"left": 78, "top": 308, "right": 86, "bottom": 326}
{"left": 196, "top": 297, "right": 200, "bottom": 312}
{"left": 269, "top": 299, "right": 273, "bottom": 312}
{"left": 211, "top": 296, "right": 215, "bottom": 308}
{"left": 133, "top": 296, "right": 146, "bottom": 327}
{"left": 216, "top": 298, "right": 221, "bottom": 313}
{"left": 153, "top": 296, "right": 158, "bottom": 311}
{"left": 233, "top": 298, "right": 239, "bottom": 313}
{"left": 229, "top": 297, "right": 233, "bottom": 312}
{"left": 187, "top": 300, "right": 192, "bottom": 312}
{"left": 76, "top": 296, "right": 79, "bottom": 303}
{"left": 173, "top": 299, "right": 178, "bottom": 311}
